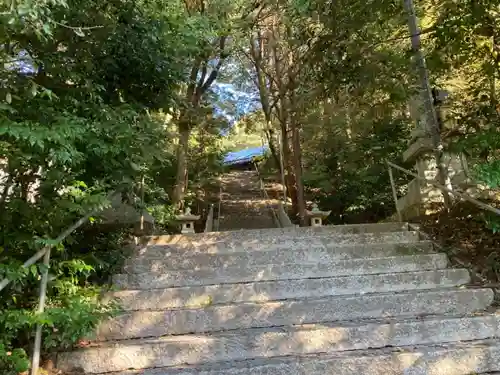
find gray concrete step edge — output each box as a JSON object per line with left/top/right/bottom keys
{"left": 124, "top": 241, "right": 435, "bottom": 273}
{"left": 73, "top": 339, "right": 500, "bottom": 375}
{"left": 95, "top": 288, "right": 494, "bottom": 339}
{"left": 142, "top": 222, "right": 410, "bottom": 246}
{"left": 57, "top": 314, "right": 500, "bottom": 373}
{"left": 112, "top": 253, "right": 449, "bottom": 289}
{"left": 140, "top": 231, "right": 419, "bottom": 253}
{"left": 107, "top": 268, "right": 471, "bottom": 310}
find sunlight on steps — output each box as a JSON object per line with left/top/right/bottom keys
{"left": 56, "top": 222, "right": 500, "bottom": 375}
{"left": 217, "top": 170, "right": 278, "bottom": 231}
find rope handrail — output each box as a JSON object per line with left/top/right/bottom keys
{"left": 386, "top": 160, "right": 500, "bottom": 219}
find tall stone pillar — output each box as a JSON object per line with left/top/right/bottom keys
{"left": 396, "top": 89, "right": 469, "bottom": 219}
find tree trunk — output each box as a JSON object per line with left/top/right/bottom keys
{"left": 289, "top": 110, "right": 306, "bottom": 225}
{"left": 269, "top": 26, "right": 301, "bottom": 217}
{"left": 291, "top": 126, "right": 306, "bottom": 225}
{"left": 250, "top": 35, "right": 282, "bottom": 175}
{"left": 281, "top": 126, "right": 299, "bottom": 217}
{"left": 172, "top": 121, "right": 190, "bottom": 210}
{"left": 284, "top": 29, "right": 307, "bottom": 226}
{"left": 170, "top": 35, "right": 227, "bottom": 212}
{"left": 265, "top": 128, "right": 282, "bottom": 171}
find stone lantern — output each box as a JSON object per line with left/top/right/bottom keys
{"left": 176, "top": 207, "right": 200, "bottom": 234}
{"left": 306, "top": 203, "right": 331, "bottom": 227}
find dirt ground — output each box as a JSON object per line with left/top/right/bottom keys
{"left": 413, "top": 201, "right": 500, "bottom": 284}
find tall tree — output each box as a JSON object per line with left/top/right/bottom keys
{"left": 243, "top": 1, "right": 311, "bottom": 223}
{"left": 171, "top": 0, "right": 262, "bottom": 209}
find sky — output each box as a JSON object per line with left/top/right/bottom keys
{"left": 8, "top": 50, "right": 261, "bottom": 158}
{"left": 213, "top": 83, "right": 267, "bottom": 163}
{"left": 212, "top": 83, "right": 259, "bottom": 126}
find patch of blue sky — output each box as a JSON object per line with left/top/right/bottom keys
{"left": 212, "top": 83, "right": 260, "bottom": 128}
{"left": 4, "top": 50, "right": 36, "bottom": 74}
{"left": 223, "top": 145, "right": 268, "bottom": 165}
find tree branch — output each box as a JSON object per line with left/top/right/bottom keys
{"left": 186, "top": 58, "right": 202, "bottom": 101}
{"left": 197, "top": 62, "right": 208, "bottom": 90}
{"left": 197, "top": 36, "right": 228, "bottom": 96}
{"left": 53, "top": 21, "right": 103, "bottom": 31}
{"left": 241, "top": 45, "right": 280, "bottom": 88}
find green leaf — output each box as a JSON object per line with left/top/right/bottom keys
{"left": 43, "top": 23, "right": 52, "bottom": 35}
{"left": 0, "top": 103, "right": 15, "bottom": 113}
{"left": 30, "top": 264, "right": 38, "bottom": 278}
{"left": 130, "top": 161, "right": 141, "bottom": 171}
{"left": 5, "top": 92, "right": 12, "bottom": 104}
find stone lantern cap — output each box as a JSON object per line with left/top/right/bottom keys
{"left": 306, "top": 203, "right": 331, "bottom": 219}
{"left": 176, "top": 207, "right": 200, "bottom": 221}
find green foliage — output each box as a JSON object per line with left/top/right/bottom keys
{"left": 0, "top": 346, "right": 30, "bottom": 375}
{"left": 0, "top": 223, "right": 127, "bottom": 373}
{"left": 423, "top": 0, "right": 500, "bottom": 232}
{"left": 473, "top": 159, "right": 500, "bottom": 233}
{"left": 0, "top": 289, "right": 117, "bottom": 350}
{"left": 147, "top": 204, "right": 177, "bottom": 229}
{"left": 0, "top": 0, "right": 232, "bottom": 371}
{"left": 4, "top": 0, "right": 499, "bottom": 370}
{"left": 484, "top": 213, "right": 500, "bottom": 234}
{"left": 303, "top": 116, "right": 412, "bottom": 223}
{"left": 236, "top": 0, "right": 500, "bottom": 226}
{"left": 221, "top": 112, "right": 267, "bottom": 152}
{"left": 474, "top": 160, "right": 500, "bottom": 189}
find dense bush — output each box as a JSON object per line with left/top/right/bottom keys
{"left": 0, "top": 0, "right": 227, "bottom": 372}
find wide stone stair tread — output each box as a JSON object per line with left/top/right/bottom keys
{"left": 125, "top": 241, "right": 434, "bottom": 271}
{"left": 142, "top": 229, "right": 419, "bottom": 251}
{"left": 113, "top": 253, "right": 449, "bottom": 289}
{"left": 107, "top": 269, "right": 471, "bottom": 310}
{"left": 141, "top": 222, "right": 410, "bottom": 246}
{"left": 85, "top": 339, "right": 500, "bottom": 375}
{"left": 95, "top": 288, "right": 494, "bottom": 339}
{"left": 57, "top": 315, "right": 500, "bottom": 373}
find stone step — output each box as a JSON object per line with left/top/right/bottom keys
{"left": 108, "top": 269, "right": 470, "bottom": 310}
{"left": 125, "top": 241, "right": 434, "bottom": 273}
{"left": 57, "top": 314, "right": 500, "bottom": 373}
{"left": 143, "top": 222, "right": 410, "bottom": 247}
{"left": 80, "top": 339, "right": 500, "bottom": 375}
{"left": 142, "top": 231, "right": 419, "bottom": 254}
{"left": 96, "top": 288, "right": 494, "bottom": 339}
{"left": 113, "top": 253, "right": 449, "bottom": 289}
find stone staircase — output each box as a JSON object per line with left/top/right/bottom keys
{"left": 217, "top": 170, "right": 278, "bottom": 231}
{"left": 57, "top": 223, "right": 500, "bottom": 374}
